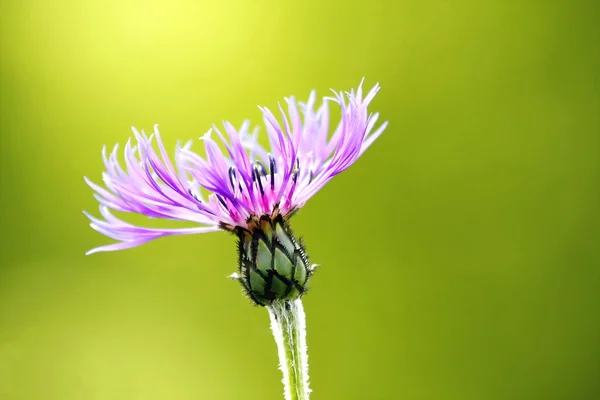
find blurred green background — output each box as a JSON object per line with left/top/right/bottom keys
{"left": 1, "top": 0, "right": 599, "bottom": 399}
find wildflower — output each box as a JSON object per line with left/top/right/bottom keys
{"left": 84, "top": 80, "right": 387, "bottom": 305}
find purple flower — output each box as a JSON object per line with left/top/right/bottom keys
{"left": 84, "top": 80, "right": 387, "bottom": 255}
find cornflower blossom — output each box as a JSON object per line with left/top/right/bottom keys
{"left": 84, "top": 80, "right": 387, "bottom": 400}
{"left": 85, "top": 80, "right": 386, "bottom": 305}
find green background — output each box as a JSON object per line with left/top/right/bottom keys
{"left": 1, "top": 0, "right": 599, "bottom": 399}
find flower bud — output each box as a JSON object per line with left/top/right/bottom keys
{"left": 235, "top": 214, "right": 311, "bottom": 306}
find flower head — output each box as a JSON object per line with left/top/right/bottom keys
{"left": 84, "top": 80, "right": 387, "bottom": 304}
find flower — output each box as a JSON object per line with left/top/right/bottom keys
{"left": 84, "top": 79, "right": 387, "bottom": 305}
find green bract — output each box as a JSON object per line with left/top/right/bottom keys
{"left": 235, "top": 214, "right": 311, "bottom": 306}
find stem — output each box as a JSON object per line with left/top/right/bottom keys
{"left": 267, "top": 298, "right": 311, "bottom": 400}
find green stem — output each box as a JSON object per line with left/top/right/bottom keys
{"left": 267, "top": 298, "right": 311, "bottom": 400}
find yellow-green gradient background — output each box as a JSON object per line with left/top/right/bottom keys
{"left": 1, "top": 1, "right": 599, "bottom": 399}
